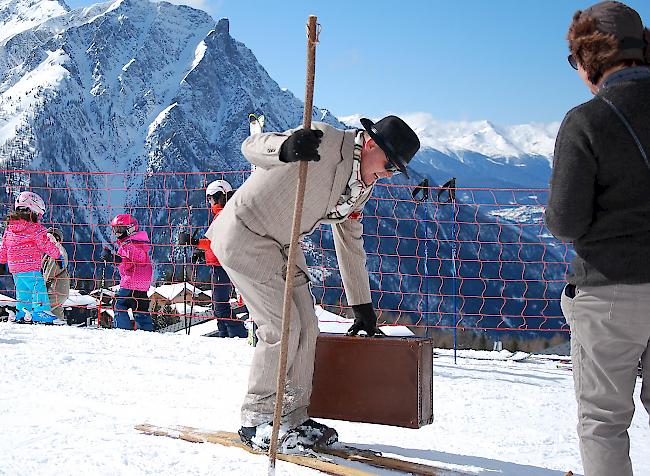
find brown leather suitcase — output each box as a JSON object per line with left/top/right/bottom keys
{"left": 308, "top": 334, "right": 434, "bottom": 428}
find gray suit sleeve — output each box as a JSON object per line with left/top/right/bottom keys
{"left": 545, "top": 110, "right": 597, "bottom": 242}
{"left": 332, "top": 218, "right": 372, "bottom": 305}
{"left": 241, "top": 123, "right": 333, "bottom": 170}
{"left": 241, "top": 131, "right": 292, "bottom": 170}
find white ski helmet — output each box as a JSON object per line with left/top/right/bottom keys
{"left": 15, "top": 191, "right": 46, "bottom": 217}
{"left": 206, "top": 179, "right": 232, "bottom": 197}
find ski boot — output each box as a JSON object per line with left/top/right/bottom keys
{"left": 238, "top": 423, "right": 298, "bottom": 452}
{"left": 14, "top": 310, "right": 32, "bottom": 324}
{"left": 32, "top": 310, "right": 57, "bottom": 324}
{"left": 294, "top": 419, "right": 338, "bottom": 447}
{"left": 238, "top": 425, "right": 260, "bottom": 448}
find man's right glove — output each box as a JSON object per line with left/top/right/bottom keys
{"left": 178, "top": 231, "right": 199, "bottom": 246}
{"left": 347, "top": 303, "right": 383, "bottom": 337}
{"left": 0, "top": 263, "right": 6, "bottom": 275}
{"left": 279, "top": 129, "right": 324, "bottom": 163}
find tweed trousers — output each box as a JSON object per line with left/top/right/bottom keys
{"left": 222, "top": 260, "right": 320, "bottom": 428}
{"left": 561, "top": 283, "right": 650, "bottom": 476}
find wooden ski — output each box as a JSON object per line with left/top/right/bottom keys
{"left": 135, "top": 423, "right": 372, "bottom": 476}
{"left": 135, "top": 423, "right": 472, "bottom": 475}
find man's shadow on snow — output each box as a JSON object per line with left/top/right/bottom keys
{"left": 339, "top": 441, "right": 581, "bottom": 476}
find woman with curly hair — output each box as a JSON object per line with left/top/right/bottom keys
{"left": 545, "top": 2, "right": 650, "bottom": 475}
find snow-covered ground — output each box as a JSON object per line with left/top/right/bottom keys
{"left": 1, "top": 323, "right": 648, "bottom": 476}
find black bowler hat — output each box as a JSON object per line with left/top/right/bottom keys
{"left": 360, "top": 115, "right": 420, "bottom": 178}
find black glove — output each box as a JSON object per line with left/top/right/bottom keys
{"left": 178, "top": 231, "right": 199, "bottom": 246}
{"left": 100, "top": 247, "right": 113, "bottom": 262}
{"left": 347, "top": 303, "right": 383, "bottom": 337}
{"left": 191, "top": 249, "right": 205, "bottom": 264}
{"left": 279, "top": 129, "right": 323, "bottom": 163}
{"left": 101, "top": 247, "right": 121, "bottom": 263}
{"left": 0, "top": 263, "right": 6, "bottom": 275}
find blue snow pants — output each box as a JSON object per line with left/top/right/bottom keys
{"left": 13, "top": 271, "right": 52, "bottom": 314}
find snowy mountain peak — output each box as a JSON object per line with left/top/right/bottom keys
{"left": 0, "top": 0, "right": 68, "bottom": 43}
{"left": 341, "top": 112, "right": 559, "bottom": 160}
{"left": 215, "top": 17, "right": 229, "bottom": 34}
{"left": 0, "top": 0, "right": 342, "bottom": 251}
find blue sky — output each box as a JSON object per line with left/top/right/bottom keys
{"left": 64, "top": 0, "right": 650, "bottom": 125}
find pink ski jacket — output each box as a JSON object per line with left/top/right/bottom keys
{"left": 0, "top": 220, "right": 61, "bottom": 274}
{"left": 116, "top": 230, "right": 153, "bottom": 291}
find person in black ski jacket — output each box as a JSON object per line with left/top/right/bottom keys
{"left": 545, "top": 3, "right": 650, "bottom": 475}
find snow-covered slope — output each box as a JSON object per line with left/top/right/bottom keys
{"left": 0, "top": 0, "right": 340, "bottom": 176}
{"left": 1, "top": 323, "right": 649, "bottom": 475}
{"left": 0, "top": 0, "right": 68, "bottom": 43}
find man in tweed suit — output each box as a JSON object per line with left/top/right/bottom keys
{"left": 206, "top": 115, "right": 420, "bottom": 448}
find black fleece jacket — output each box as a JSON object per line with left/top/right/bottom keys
{"left": 545, "top": 74, "right": 650, "bottom": 286}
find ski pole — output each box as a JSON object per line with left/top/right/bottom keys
{"left": 183, "top": 236, "right": 188, "bottom": 333}
{"left": 412, "top": 179, "right": 430, "bottom": 337}
{"left": 96, "top": 247, "right": 108, "bottom": 328}
{"left": 268, "top": 15, "right": 319, "bottom": 474}
{"left": 182, "top": 206, "right": 194, "bottom": 334}
{"left": 437, "top": 179, "right": 458, "bottom": 363}
{"left": 450, "top": 181, "right": 459, "bottom": 364}
{"left": 187, "top": 228, "right": 199, "bottom": 336}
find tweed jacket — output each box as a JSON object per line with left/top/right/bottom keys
{"left": 207, "top": 122, "right": 373, "bottom": 305}
{"left": 42, "top": 241, "right": 70, "bottom": 307}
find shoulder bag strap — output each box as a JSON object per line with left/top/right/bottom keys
{"left": 598, "top": 95, "right": 650, "bottom": 170}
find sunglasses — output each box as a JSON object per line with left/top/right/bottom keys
{"left": 568, "top": 54, "right": 578, "bottom": 70}
{"left": 385, "top": 158, "right": 400, "bottom": 174}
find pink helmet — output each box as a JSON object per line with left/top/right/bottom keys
{"left": 110, "top": 213, "right": 138, "bottom": 237}
{"left": 15, "top": 191, "right": 46, "bottom": 217}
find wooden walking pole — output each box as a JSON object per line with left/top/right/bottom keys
{"left": 267, "top": 14, "right": 319, "bottom": 474}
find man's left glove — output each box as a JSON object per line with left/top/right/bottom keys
{"left": 347, "top": 303, "right": 383, "bottom": 337}
{"left": 279, "top": 129, "right": 323, "bottom": 163}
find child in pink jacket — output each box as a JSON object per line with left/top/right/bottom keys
{"left": 0, "top": 192, "right": 63, "bottom": 324}
{"left": 101, "top": 214, "right": 153, "bottom": 331}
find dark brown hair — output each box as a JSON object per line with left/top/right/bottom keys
{"left": 6, "top": 207, "right": 38, "bottom": 223}
{"left": 568, "top": 12, "right": 650, "bottom": 84}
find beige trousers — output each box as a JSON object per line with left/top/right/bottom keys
{"left": 222, "top": 260, "right": 320, "bottom": 428}
{"left": 561, "top": 283, "right": 650, "bottom": 476}
{"left": 47, "top": 274, "right": 70, "bottom": 320}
